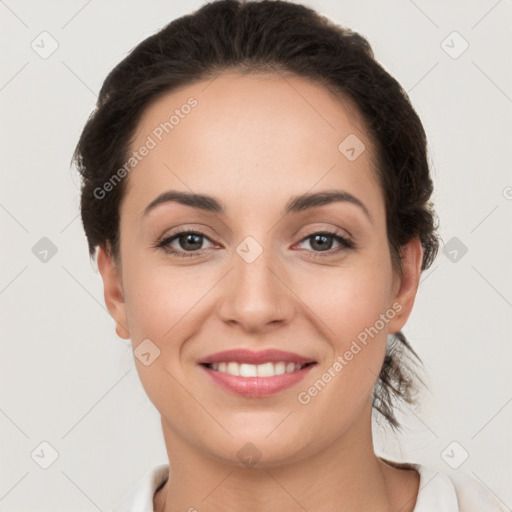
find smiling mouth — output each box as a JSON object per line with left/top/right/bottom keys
{"left": 202, "top": 361, "right": 316, "bottom": 377}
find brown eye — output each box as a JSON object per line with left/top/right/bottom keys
{"left": 297, "top": 231, "right": 354, "bottom": 255}
{"left": 157, "top": 231, "right": 214, "bottom": 257}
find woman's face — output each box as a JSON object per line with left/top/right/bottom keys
{"left": 98, "top": 71, "right": 422, "bottom": 467}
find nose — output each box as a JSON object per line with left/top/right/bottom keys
{"left": 217, "top": 244, "right": 295, "bottom": 334}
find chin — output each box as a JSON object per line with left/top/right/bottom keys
{"left": 199, "top": 427, "right": 318, "bottom": 470}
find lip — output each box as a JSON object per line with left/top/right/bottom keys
{"left": 198, "top": 348, "right": 315, "bottom": 365}
{"left": 198, "top": 349, "right": 317, "bottom": 398}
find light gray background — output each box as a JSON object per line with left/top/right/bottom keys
{"left": 1, "top": 0, "right": 511, "bottom": 510}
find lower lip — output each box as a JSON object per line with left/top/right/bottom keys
{"left": 200, "top": 364, "right": 315, "bottom": 398}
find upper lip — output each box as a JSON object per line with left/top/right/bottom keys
{"left": 198, "top": 349, "right": 316, "bottom": 366}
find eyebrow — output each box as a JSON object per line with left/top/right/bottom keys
{"left": 143, "top": 189, "right": 372, "bottom": 222}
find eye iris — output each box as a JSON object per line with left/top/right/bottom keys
{"left": 180, "top": 233, "right": 203, "bottom": 251}
{"left": 311, "top": 234, "right": 332, "bottom": 251}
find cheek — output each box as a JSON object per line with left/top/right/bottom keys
{"left": 300, "top": 258, "right": 394, "bottom": 342}
{"left": 295, "top": 251, "right": 395, "bottom": 393}
{"left": 123, "top": 265, "right": 211, "bottom": 342}
{"left": 293, "top": 277, "right": 393, "bottom": 426}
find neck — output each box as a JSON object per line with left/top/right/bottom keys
{"left": 154, "top": 410, "right": 419, "bottom": 512}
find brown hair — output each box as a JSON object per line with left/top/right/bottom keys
{"left": 73, "top": 0, "right": 439, "bottom": 429}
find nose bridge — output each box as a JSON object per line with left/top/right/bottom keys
{"left": 218, "top": 233, "right": 293, "bottom": 331}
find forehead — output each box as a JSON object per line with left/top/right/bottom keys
{"left": 124, "top": 71, "right": 382, "bottom": 218}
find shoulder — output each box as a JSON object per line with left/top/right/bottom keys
{"left": 447, "top": 469, "right": 508, "bottom": 512}
{"left": 381, "top": 458, "right": 507, "bottom": 512}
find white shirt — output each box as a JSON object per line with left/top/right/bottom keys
{"left": 110, "top": 462, "right": 507, "bottom": 511}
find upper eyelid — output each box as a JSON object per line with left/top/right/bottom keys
{"left": 159, "top": 228, "right": 214, "bottom": 244}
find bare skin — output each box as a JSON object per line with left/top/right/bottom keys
{"left": 97, "top": 71, "right": 422, "bottom": 511}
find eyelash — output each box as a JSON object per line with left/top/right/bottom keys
{"left": 155, "top": 229, "right": 355, "bottom": 258}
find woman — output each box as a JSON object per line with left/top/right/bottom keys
{"left": 73, "top": 1, "right": 505, "bottom": 510}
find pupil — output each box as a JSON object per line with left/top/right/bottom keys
{"left": 182, "top": 233, "right": 202, "bottom": 250}
{"left": 313, "top": 234, "right": 331, "bottom": 251}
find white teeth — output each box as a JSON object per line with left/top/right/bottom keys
{"left": 227, "top": 362, "right": 240, "bottom": 376}
{"left": 240, "top": 363, "right": 257, "bottom": 377}
{"left": 257, "top": 362, "right": 274, "bottom": 377}
{"left": 274, "top": 362, "right": 286, "bottom": 375}
{"left": 208, "top": 361, "right": 305, "bottom": 377}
